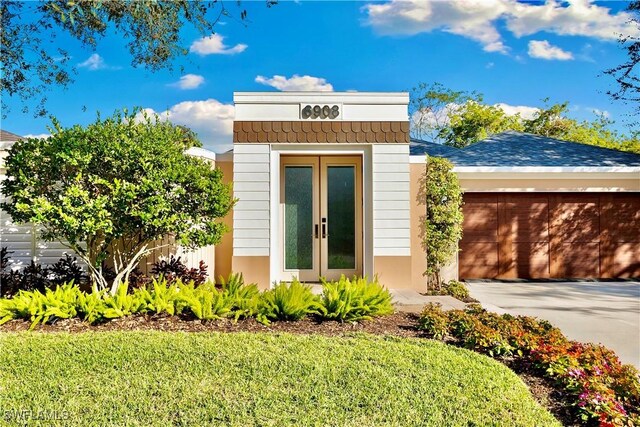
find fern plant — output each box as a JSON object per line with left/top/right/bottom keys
{"left": 135, "top": 278, "right": 182, "bottom": 316}
{"left": 177, "top": 282, "right": 232, "bottom": 320}
{"left": 0, "top": 283, "right": 81, "bottom": 329}
{"left": 320, "top": 275, "right": 394, "bottom": 322}
{"left": 257, "top": 279, "right": 322, "bottom": 325}
{"left": 220, "top": 273, "right": 260, "bottom": 320}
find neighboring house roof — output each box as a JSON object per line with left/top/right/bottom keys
{"left": 0, "top": 130, "right": 22, "bottom": 142}
{"left": 410, "top": 138, "right": 462, "bottom": 157}
{"left": 411, "top": 131, "right": 640, "bottom": 168}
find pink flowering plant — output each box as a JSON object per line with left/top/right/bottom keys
{"left": 418, "top": 304, "right": 640, "bottom": 426}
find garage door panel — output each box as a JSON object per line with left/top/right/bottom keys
{"left": 549, "top": 195, "right": 600, "bottom": 242}
{"left": 500, "top": 195, "right": 549, "bottom": 242}
{"left": 602, "top": 195, "right": 640, "bottom": 242}
{"left": 604, "top": 243, "right": 640, "bottom": 278}
{"left": 550, "top": 242, "right": 600, "bottom": 278}
{"left": 461, "top": 193, "right": 638, "bottom": 280}
{"left": 498, "top": 241, "right": 550, "bottom": 279}
{"left": 462, "top": 200, "right": 498, "bottom": 242}
{"left": 459, "top": 242, "right": 498, "bottom": 279}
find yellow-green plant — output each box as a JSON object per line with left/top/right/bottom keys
{"left": 320, "top": 275, "right": 394, "bottom": 322}
{"left": 176, "top": 282, "right": 232, "bottom": 320}
{"left": 135, "top": 278, "right": 182, "bottom": 316}
{"left": 0, "top": 283, "right": 81, "bottom": 329}
{"left": 220, "top": 273, "right": 260, "bottom": 320}
{"left": 257, "top": 279, "right": 322, "bottom": 325}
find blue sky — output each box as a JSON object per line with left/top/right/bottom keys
{"left": 3, "top": 0, "right": 638, "bottom": 152}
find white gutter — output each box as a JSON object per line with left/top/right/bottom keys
{"left": 185, "top": 147, "right": 216, "bottom": 162}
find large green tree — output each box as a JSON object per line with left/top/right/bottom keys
{"left": 1, "top": 0, "right": 275, "bottom": 117}
{"left": 1, "top": 110, "right": 234, "bottom": 292}
{"left": 410, "top": 83, "right": 640, "bottom": 153}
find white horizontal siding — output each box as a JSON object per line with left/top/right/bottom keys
{"left": 373, "top": 181, "right": 410, "bottom": 192}
{"left": 234, "top": 181, "right": 270, "bottom": 192}
{"left": 372, "top": 144, "right": 411, "bottom": 257}
{"left": 233, "top": 144, "right": 270, "bottom": 257}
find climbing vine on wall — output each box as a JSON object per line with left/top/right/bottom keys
{"left": 422, "top": 157, "right": 463, "bottom": 289}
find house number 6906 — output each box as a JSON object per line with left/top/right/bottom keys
{"left": 301, "top": 105, "right": 339, "bottom": 119}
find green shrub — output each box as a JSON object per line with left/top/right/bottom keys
{"left": 220, "top": 273, "right": 261, "bottom": 320}
{"left": 417, "top": 303, "right": 449, "bottom": 339}
{"left": 319, "top": 275, "right": 393, "bottom": 322}
{"left": 441, "top": 280, "right": 470, "bottom": 300}
{"left": 257, "top": 279, "right": 322, "bottom": 324}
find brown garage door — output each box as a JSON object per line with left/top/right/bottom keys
{"left": 459, "top": 193, "right": 640, "bottom": 279}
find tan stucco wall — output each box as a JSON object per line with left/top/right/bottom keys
{"left": 459, "top": 178, "right": 640, "bottom": 192}
{"left": 215, "top": 160, "right": 234, "bottom": 282}
{"left": 374, "top": 256, "right": 413, "bottom": 289}
{"left": 232, "top": 256, "right": 271, "bottom": 290}
{"left": 409, "top": 163, "right": 428, "bottom": 291}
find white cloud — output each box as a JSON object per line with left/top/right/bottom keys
{"left": 189, "top": 34, "right": 247, "bottom": 55}
{"left": 527, "top": 40, "right": 574, "bottom": 60}
{"left": 169, "top": 74, "right": 205, "bottom": 90}
{"left": 591, "top": 108, "right": 611, "bottom": 119}
{"left": 23, "top": 133, "right": 51, "bottom": 139}
{"left": 363, "top": 0, "right": 640, "bottom": 54}
{"left": 78, "top": 53, "right": 108, "bottom": 70}
{"left": 255, "top": 74, "right": 334, "bottom": 91}
{"left": 495, "top": 103, "right": 540, "bottom": 120}
{"left": 139, "top": 99, "right": 235, "bottom": 152}
{"left": 507, "top": 0, "right": 639, "bottom": 40}
{"left": 363, "top": 0, "right": 509, "bottom": 53}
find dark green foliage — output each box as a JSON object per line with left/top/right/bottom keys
{"left": 257, "top": 279, "right": 323, "bottom": 324}
{"left": 410, "top": 82, "right": 640, "bottom": 153}
{"left": 319, "top": 275, "right": 394, "bottom": 322}
{"left": 49, "top": 254, "right": 88, "bottom": 286}
{"left": 0, "top": 259, "right": 53, "bottom": 297}
{"left": 151, "top": 256, "right": 208, "bottom": 286}
{"left": 1, "top": 111, "right": 234, "bottom": 291}
{"left": 1, "top": 1, "right": 270, "bottom": 117}
{"left": 421, "top": 157, "right": 463, "bottom": 289}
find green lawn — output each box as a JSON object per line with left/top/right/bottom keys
{"left": 0, "top": 332, "right": 560, "bottom": 427}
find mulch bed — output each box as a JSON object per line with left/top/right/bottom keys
{"left": 0, "top": 312, "right": 573, "bottom": 426}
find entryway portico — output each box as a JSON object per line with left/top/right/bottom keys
{"left": 227, "top": 92, "right": 423, "bottom": 289}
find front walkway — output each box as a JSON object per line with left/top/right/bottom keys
{"left": 466, "top": 281, "right": 640, "bottom": 368}
{"left": 390, "top": 289, "right": 467, "bottom": 313}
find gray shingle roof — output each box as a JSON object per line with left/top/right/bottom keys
{"left": 410, "top": 139, "right": 462, "bottom": 157}
{"left": 411, "top": 131, "right": 640, "bottom": 167}
{"left": 0, "top": 130, "right": 22, "bottom": 142}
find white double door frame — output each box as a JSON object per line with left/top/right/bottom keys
{"left": 277, "top": 153, "right": 363, "bottom": 282}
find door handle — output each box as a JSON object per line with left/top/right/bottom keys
{"left": 322, "top": 223, "right": 327, "bottom": 238}
{"left": 314, "top": 224, "right": 319, "bottom": 239}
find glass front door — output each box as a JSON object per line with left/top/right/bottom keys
{"left": 281, "top": 156, "right": 362, "bottom": 281}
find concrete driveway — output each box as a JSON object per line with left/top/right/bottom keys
{"left": 466, "top": 281, "right": 640, "bottom": 368}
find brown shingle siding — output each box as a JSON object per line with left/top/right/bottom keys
{"left": 233, "top": 121, "right": 410, "bottom": 144}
